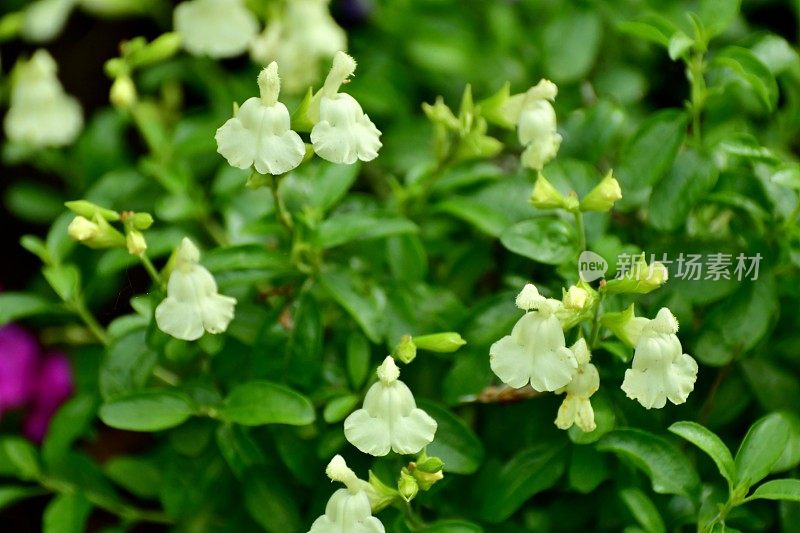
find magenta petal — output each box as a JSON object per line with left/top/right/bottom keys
{"left": 23, "top": 353, "right": 73, "bottom": 443}
{"left": 0, "top": 325, "right": 40, "bottom": 412}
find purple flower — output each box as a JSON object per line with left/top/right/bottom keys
{"left": 0, "top": 324, "right": 74, "bottom": 443}
{"left": 24, "top": 353, "right": 73, "bottom": 443}
{"left": 0, "top": 325, "right": 39, "bottom": 414}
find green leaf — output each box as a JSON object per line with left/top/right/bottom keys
{"left": 387, "top": 234, "right": 428, "bottom": 283}
{"left": 543, "top": 10, "right": 602, "bottom": 83}
{"left": 749, "top": 479, "right": 800, "bottom": 502}
{"left": 668, "top": 32, "right": 694, "bottom": 61}
{"left": 569, "top": 445, "right": 608, "bottom": 493}
{"left": 4, "top": 181, "right": 64, "bottom": 223}
{"left": 0, "top": 486, "right": 44, "bottom": 511}
{"left": 598, "top": 429, "right": 700, "bottom": 500}
{"left": 619, "top": 487, "right": 666, "bottom": 533}
{"left": 218, "top": 381, "right": 315, "bottom": 426}
{"left": 216, "top": 424, "right": 266, "bottom": 479}
{"left": 346, "top": 332, "right": 372, "bottom": 389}
{"left": 500, "top": 218, "right": 577, "bottom": 265}
{"left": 0, "top": 292, "right": 59, "bottom": 325}
{"left": 243, "top": 468, "right": 301, "bottom": 533}
{"left": 279, "top": 162, "right": 359, "bottom": 214}
{"left": 287, "top": 293, "right": 323, "bottom": 389}
{"left": 42, "top": 492, "right": 92, "bottom": 533}
{"left": 99, "top": 330, "right": 158, "bottom": 400}
{"left": 319, "top": 270, "right": 384, "bottom": 343}
{"left": 478, "top": 442, "right": 566, "bottom": 522}
{"left": 734, "top": 413, "right": 791, "bottom": 489}
{"left": 617, "top": 14, "right": 678, "bottom": 47}
{"left": 669, "top": 421, "right": 735, "bottom": 487}
{"left": 699, "top": 0, "right": 741, "bottom": 38}
{"left": 316, "top": 212, "right": 418, "bottom": 249}
{"left": 99, "top": 390, "right": 195, "bottom": 432}
{"left": 422, "top": 520, "right": 483, "bottom": 532}
{"left": 323, "top": 394, "right": 360, "bottom": 424}
{"left": 42, "top": 264, "right": 81, "bottom": 302}
{"left": 104, "top": 456, "right": 162, "bottom": 499}
{"left": 2, "top": 437, "right": 41, "bottom": 480}
{"left": 202, "top": 244, "right": 293, "bottom": 276}
{"left": 42, "top": 394, "right": 98, "bottom": 468}
{"left": 721, "top": 275, "right": 777, "bottom": 352}
{"left": 649, "top": 150, "right": 718, "bottom": 231}
{"left": 437, "top": 196, "right": 512, "bottom": 237}
{"left": 418, "top": 400, "right": 484, "bottom": 475}
{"left": 615, "top": 109, "right": 687, "bottom": 208}
{"left": 714, "top": 47, "right": 778, "bottom": 112}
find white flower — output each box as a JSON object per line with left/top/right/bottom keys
{"left": 4, "top": 50, "right": 83, "bottom": 147}
{"left": 490, "top": 283, "right": 577, "bottom": 391}
{"left": 21, "top": 0, "right": 75, "bottom": 43}
{"left": 555, "top": 339, "right": 600, "bottom": 432}
{"left": 563, "top": 286, "right": 589, "bottom": 311}
{"left": 621, "top": 308, "right": 698, "bottom": 409}
{"left": 344, "top": 356, "right": 437, "bottom": 456}
{"left": 155, "top": 238, "right": 237, "bottom": 341}
{"left": 174, "top": 0, "right": 258, "bottom": 58}
{"left": 309, "top": 456, "right": 385, "bottom": 533}
{"left": 310, "top": 52, "right": 382, "bottom": 164}
{"left": 517, "top": 80, "right": 561, "bottom": 170}
{"left": 250, "top": 0, "right": 346, "bottom": 94}
{"left": 215, "top": 63, "right": 305, "bottom": 175}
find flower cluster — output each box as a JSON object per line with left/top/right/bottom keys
{"left": 490, "top": 281, "right": 697, "bottom": 432}
{"left": 216, "top": 52, "right": 381, "bottom": 174}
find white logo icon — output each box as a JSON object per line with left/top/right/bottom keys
{"left": 578, "top": 251, "right": 608, "bottom": 282}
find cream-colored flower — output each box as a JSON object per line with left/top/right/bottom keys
{"left": 21, "top": 0, "right": 75, "bottom": 43}
{"left": 555, "top": 339, "right": 600, "bottom": 432}
{"left": 215, "top": 63, "right": 305, "bottom": 175}
{"left": 310, "top": 52, "right": 382, "bottom": 164}
{"left": 174, "top": 0, "right": 258, "bottom": 58}
{"left": 621, "top": 308, "right": 698, "bottom": 409}
{"left": 155, "top": 238, "right": 237, "bottom": 341}
{"left": 309, "top": 456, "right": 385, "bottom": 533}
{"left": 4, "top": 50, "right": 83, "bottom": 147}
{"left": 563, "top": 286, "right": 589, "bottom": 311}
{"left": 344, "top": 356, "right": 437, "bottom": 456}
{"left": 250, "top": 0, "right": 346, "bottom": 94}
{"left": 517, "top": 80, "right": 561, "bottom": 170}
{"left": 491, "top": 284, "right": 577, "bottom": 391}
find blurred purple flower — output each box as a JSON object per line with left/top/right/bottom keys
{"left": 0, "top": 324, "right": 73, "bottom": 443}
{"left": 24, "top": 353, "right": 73, "bottom": 443}
{"left": 0, "top": 325, "right": 39, "bottom": 413}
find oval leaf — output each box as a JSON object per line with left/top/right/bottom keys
{"left": 734, "top": 412, "right": 791, "bottom": 489}
{"left": 598, "top": 429, "right": 700, "bottom": 500}
{"left": 418, "top": 400, "right": 484, "bottom": 475}
{"left": 218, "top": 381, "right": 315, "bottom": 426}
{"left": 749, "top": 479, "right": 800, "bottom": 502}
{"left": 500, "top": 218, "right": 577, "bottom": 265}
{"left": 99, "top": 391, "right": 194, "bottom": 432}
{"left": 669, "top": 421, "right": 735, "bottom": 487}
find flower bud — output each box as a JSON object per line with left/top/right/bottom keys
{"left": 110, "top": 75, "right": 137, "bottom": 108}
{"left": 580, "top": 171, "right": 622, "bottom": 212}
{"left": 422, "top": 97, "right": 460, "bottom": 130}
{"left": 413, "top": 332, "right": 466, "bottom": 353}
{"left": 415, "top": 455, "right": 445, "bottom": 474}
{"left": 398, "top": 469, "right": 419, "bottom": 502}
{"left": 605, "top": 254, "right": 668, "bottom": 295}
{"left": 68, "top": 215, "right": 126, "bottom": 249}
{"left": 127, "top": 32, "right": 182, "bottom": 68}
{"left": 393, "top": 334, "right": 417, "bottom": 364}
{"left": 530, "top": 173, "right": 569, "bottom": 210}
{"left": 129, "top": 212, "right": 154, "bottom": 230}
{"left": 64, "top": 200, "right": 120, "bottom": 221}
{"left": 600, "top": 304, "right": 647, "bottom": 348}
{"left": 126, "top": 229, "right": 147, "bottom": 256}
{"left": 563, "top": 286, "right": 588, "bottom": 310}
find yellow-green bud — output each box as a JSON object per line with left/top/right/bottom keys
{"left": 128, "top": 32, "right": 182, "bottom": 68}
{"left": 393, "top": 335, "right": 417, "bottom": 364}
{"left": 367, "top": 471, "right": 400, "bottom": 513}
{"left": 68, "top": 215, "right": 126, "bottom": 249}
{"left": 110, "top": 75, "right": 137, "bottom": 108}
{"left": 422, "top": 96, "right": 460, "bottom": 130}
{"left": 413, "top": 332, "right": 466, "bottom": 353}
{"left": 580, "top": 171, "right": 622, "bottom": 212}
{"left": 600, "top": 304, "right": 646, "bottom": 348}
{"left": 530, "top": 173, "right": 569, "bottom": 210}
{"left": 562, "top": 286, "right": 588, "bottom": 311}
{"left": 410, "top": 457, "right": 445, "bottom": 491}
{"left": 605, "top": 254, "right": 669, "bottom": 295}
{"left": 130, "top": 212, "right": 154, "bottom": 230}
{"left": 126, "top": 230, "right": 147, "bottom": 256}
{"left": 398, "top": 469, "right": 419, "bottom": 502}
{"left": 65, "top": 200, "right": 120, "bottom": 221}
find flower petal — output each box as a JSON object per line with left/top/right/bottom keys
{"left": 155, "top": 298, "right": 205, "bottom": 341}
{"left": 215, "top": 117, "right": 257, "bottom": 170}
{"left": 343, "top": 408, "right": 391, "bottom": 456}
{"left": 390, "top": 408, "right": 437, "bottom": 455}
{"left": 489, "top": 335, "right": 535, "bottom": 389}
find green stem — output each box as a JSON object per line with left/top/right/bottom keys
{"left": 139, "top": 254, "right": 163, "bottom": 289}
{"left": 402, "top": 501, "right": 426, "bottom": 530}
{"left": 688, "top": 53, "right": 707, "bottom": 144}
{"left": 269, "top": 176, "right": 294, "bottom": 231}
{"left": 588, "top": 290, "right": 605, "bottom": 349}
{"left": 573, "top": 210, "right": 586, "bottom": 253}
{"left": 73, "top": 301, "right": 110, "bottom": 347}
